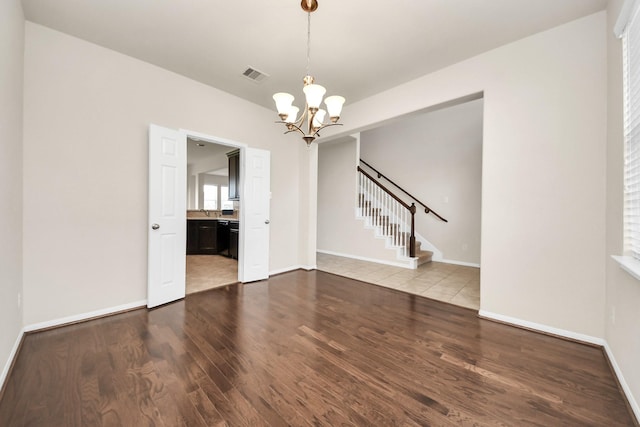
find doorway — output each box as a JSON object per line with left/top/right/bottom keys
{"left": 185, "top": 137, "right": 239, "bottom": 294}
{"left": 147, "top": 124, "right": 271, "bottom": 308}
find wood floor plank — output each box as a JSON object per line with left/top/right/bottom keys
{"left": 0, "top": 270, "right": 636, "bottom": 426}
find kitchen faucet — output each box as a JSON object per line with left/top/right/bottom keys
{"left": 199, "top": 209, "right": 210, "bottom": 217}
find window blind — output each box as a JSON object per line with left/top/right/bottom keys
{"left": 624, "top": 3, "right": 640, "bottom": 260}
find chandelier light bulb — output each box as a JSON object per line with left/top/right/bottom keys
{"left": 312, "top": 109, "right": 326, "bottom": 129}
{"left": 303, "top": 84, "right": 326, "bottom": 110}
{"left": 324, "top": 95, "right": 345, "bottom": 122}
{"left": 273, "top": 93, "right": 295, "bottom": 119}
{"left": 286, "top": 106, "right": 300, "bottom": 124}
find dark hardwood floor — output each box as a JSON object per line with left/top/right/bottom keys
{"left": 0, "top": 270, "right": 635, "bottom": 426}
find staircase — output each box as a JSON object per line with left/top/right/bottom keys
{"left": 356, "top": 170, "right": 434, "bottom": 269}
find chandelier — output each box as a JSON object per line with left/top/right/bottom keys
{"left": 273, "top": 0, "right": 345, "bottom": 146}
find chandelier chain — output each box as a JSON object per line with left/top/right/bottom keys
{"left": 306, "top": 11, "right": 311, "bottom": 77}
{"left": 272, "top": 0, "right": 344, "bottom": 146}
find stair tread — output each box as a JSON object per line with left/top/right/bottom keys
{"left": 416, "top": 250, "right": 433, "bottom": 257}
{"left": 357, "top": 193, "right": 433, "bottom": 268}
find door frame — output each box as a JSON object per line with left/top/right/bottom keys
{"left": 180, "top": 128, "right": 250, "bottom": 284}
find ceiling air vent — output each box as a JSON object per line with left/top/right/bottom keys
{"left": 242, "top": 67, "right": 269, "bottom": 83}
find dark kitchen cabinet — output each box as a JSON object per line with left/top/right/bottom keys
{"left": 227, "top": 149, "right": 240, "bottom": 200}
{"left": 186, "top": 220, "right": 218, "bottom": 254}
{"left": 228, "top": 221, "right": 239, "bottom": 260}
{"left": 186, "top": 220, "right": 198, "bottom": 254}
{"left": 217, "top": 220, "right": 230, "bottom": 256}
{"left": 229, "top": 228, "right": 239, "bottom": 260}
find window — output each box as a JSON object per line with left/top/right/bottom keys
{"left": 614, "top": 0, "right": 640, "bottom": 280}
{"left": 623, "top": 2, "right": 640, "bottom": 260}
{"left": 221, "top": 186, "right": 233, "bottom": 210}
{"left": 203, "top": 184, "right": 218, "bottom": 210}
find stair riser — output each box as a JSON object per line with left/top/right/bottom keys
{"left": 357, "top": 193, "right": 433, "bottom": 268}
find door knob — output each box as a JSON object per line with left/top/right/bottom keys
{"left": 265, "top": 220, "right": 270, "bottom": 224}
{"left": 151, "top": 223, "right": 160, "bottom": 230}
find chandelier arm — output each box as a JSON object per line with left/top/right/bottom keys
{"left": 312, "top": 122, "right": 343, "bottom": 137}
{"left": 294, "top": 105, "right": 308, "bottom": 128}
{"left": 275, "top": 121, "right": 306, "bottom": 136}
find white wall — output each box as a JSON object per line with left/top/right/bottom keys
{"left": 22, "top": 22, "right": 306, "bottom": 326}
{"left": 317, "top": 136, "right": 408, "bottom": 265}
{"left": 297, "top": 142, "right": 318, "bottom": 270}
{"left": 328, "top": 12, "right": 607, "bottom": 338}
{"left": 606, "top": 0, "right": 640, "bottom": 418}
{"left": 0, "top": 0, "right": 24, "bottom": 384}
{"left": 360, "top": 99, "right": 483, "bottom": 265}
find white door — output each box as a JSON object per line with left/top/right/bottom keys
{"left": 240, "top": 147, "right": 271, "bottom": 282}
{"left": 147, "top": 124, "right": 186, "bottom": 308}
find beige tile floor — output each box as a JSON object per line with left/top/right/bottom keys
{"left": 186, "top": 255, "right": 239, "bottom": 294}
{"left": 316, "top": 252, "right": 480, "bottom": 310}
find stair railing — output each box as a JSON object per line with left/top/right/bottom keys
{"left": 358, "top": 166, "right": 416, "bottom": 257}
{"left": 359, "top": 158, "right": 448, "bottom": 223}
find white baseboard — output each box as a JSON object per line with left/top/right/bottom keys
{"left": 478, "top": 310, "right": 639, "bottom": 423}
{"left": 604, "top": 341, "right": 640, "bottom": 422}
{"left": 0, "top": 328, "right": 24, "bottom": 394}
{"left": 317, "top": 249, "right": 414, "bottom": 269}
{"left": 440, "top": 259, "right": 481, "bottom": 268}
{"left": 23, "top": 300, "right": 147, "bottom": 333}
{"left": 478, "top": 310, "right": 605, "bottom": 346}
{"left": 3, "top": 296, "right": 638, "bottom": 423}
{"left": 269, "top": 265, "right": 316, "bottom": 276}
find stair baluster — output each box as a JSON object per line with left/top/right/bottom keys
{"left": 357, "top": 166, "right": 417, "bottom": 259}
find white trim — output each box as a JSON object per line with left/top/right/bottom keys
{"left": 413, "top": 231, "right": 443, "bottom": 261}
{"left": 4, "top": 297, "right": 637, "bottom": 423}
{"left": 0, "top": 328, "right": 24, "bottom": 393}
{"left": 612, "top": 255, "right": 640, "bottom": 281}
{"left": 178, "top": 127, "right": 248, "bottom": 287}
{"left": 478, "top": 310, "right": 605, "bottom": 346}
{"left": 268, "top": 265, "right": 316, "bottom": 276}
{"left": 317, "top": 249, "right": 415, "bottom": 269}
{"left": 615, "top": 0, "right": 639, "bottom": 38}
{"left": 179, "top": 129, "right": 248, "bottom": 148}
{"left": 604, "top": 341, "right": 640, "bottom": 421}
{"left": 23, "top": 300, "right": 147, "bottom": 333}
{"left": 480, "top": 310, "right": 639, "bottom": 422}
{"left": 440, "top": 258, "right": 481, "bottom": 268}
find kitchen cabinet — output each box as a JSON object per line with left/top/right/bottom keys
{"left": 217, "top": 220, "right": 230, "bottom": 256}
{"left": 227, "top": 149, "right": 240, "bottom": 200}
{"left": 186, "top": 220, "right": 198, "bottom": 254}
{"left": 229, "top": 228, "right": 239, "bottom": 260}
{"left": 186, "top": 220, "right": 218, "bottom": 255}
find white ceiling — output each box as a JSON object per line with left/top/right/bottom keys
{"left": 21, "top": 0, "right": 608, "bottom": 110}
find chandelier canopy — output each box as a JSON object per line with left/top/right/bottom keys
{"left": 273, "top": 0, "right": 345, "bottom": 146}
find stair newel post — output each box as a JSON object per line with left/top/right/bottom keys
{"left": 409, "top": 203, "right": 416, "bottom": 258}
